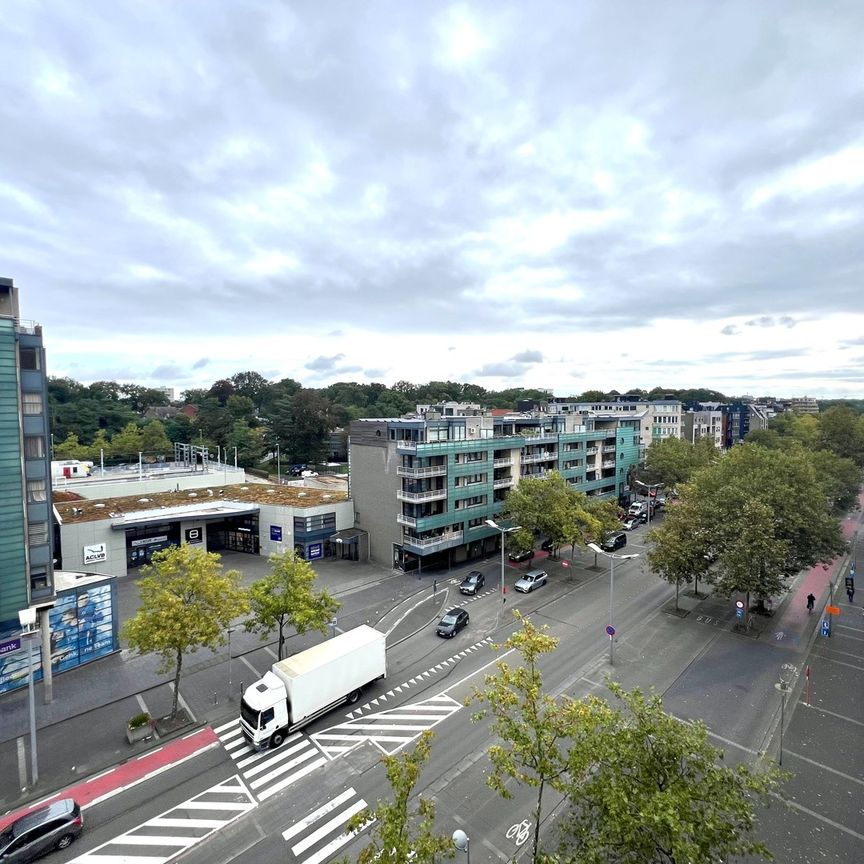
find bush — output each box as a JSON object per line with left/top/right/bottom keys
{"left": 128, "top": 712, "right": 151, "bottom": 730}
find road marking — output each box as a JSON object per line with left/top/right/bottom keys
{"left": 783, "top": 749, "right": 864, "bottom": 786}
{"left": 282, "top": 789, "right": 356, "bottom": 842}
{"left": 801, "top": 702, "right": 864, "bottom": 729}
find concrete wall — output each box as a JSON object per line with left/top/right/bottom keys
{"left": 256, "top": 500, "right": 354, "bottom": 558}
{"left": 53, "top": 467, "right": 248, "bottom": 500}
{"left": 60, "top": 519, "right": 127, "bottom": 578}
{"left": 349, "top": 426, "right": 400, "bottom": 568}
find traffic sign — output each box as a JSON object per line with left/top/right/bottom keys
{"left": 735, "top": 600, "right": 744, "bottom": 609}
{"left": 736, "top": 608, "right": 744, "bottom": 619}
{"left": 820, "top": 619, "right": 830, "bottom": 636}
{"left": 605, "top": 625, "right": 616, "bottom": 637}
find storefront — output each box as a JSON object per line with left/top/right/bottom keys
{"left": 207, "top": 513, "right": 260, "bottom": 554}
{"left": 125, "top": 522, "right": 180, "bottom": 569}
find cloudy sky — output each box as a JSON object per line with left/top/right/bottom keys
{"left": 3, "top": 1, "right": 863, "bottom": 399}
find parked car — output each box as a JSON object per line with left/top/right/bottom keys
{"left": 0, "top": 798, "right": 83, "bottom": 863}
{"left": 508, "top": 549, "right": 534, "bottom": 562}
{"left": 628, "top": 502, "right": 647, "bottom": 517}
{"left": 540, "top": 539, "right": 555, "bottom": 552}
{"left": 437, "top": 608, "right": 469, "bottom": 638}
{"left": 459, "top": 571, "right": 485, "bottom": 595}
{"left": 514, "top": 568, "right": 548, "bottom": 593}
{"left": 621, "top": 517, "right": 640, "bottom": 531}
{"left": 601, "top": 532, "right": 627, "bottom": 552}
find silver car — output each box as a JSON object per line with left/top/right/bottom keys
{"left": 0, "top": 799, "right": 83, "bottom": 863}
{"left": 514, "top": 569, "right": 548, "bottom": 593}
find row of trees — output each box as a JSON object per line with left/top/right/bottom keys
{"left": 123, "top": 546, "right": 339, "bottom": 718}
{"left": 350, "top": 616, "right": 785, "bottom": 864}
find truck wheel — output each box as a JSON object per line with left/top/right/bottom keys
{"left": 270, "top": 731, "right": 285, "bottom": 748}
{"left": 348, "top": 689, "right": 361, "bottom": 704}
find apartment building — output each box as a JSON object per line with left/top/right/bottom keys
{"left": 683, "top": 400, "right": 772, "bottom": 449}
{"left": 349, "top": 409, "right": 640, "bottom": 570}
{"left": 787, "top": 396, "right": 819, "bottom": 415}
{"left": 681, "top": 407, "right": 725, "bottom": 448}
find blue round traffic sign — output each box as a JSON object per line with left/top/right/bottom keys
{"left": 605, "top": 625, "right": 615, "bottom": 636}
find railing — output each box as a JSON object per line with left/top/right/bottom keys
{"left": 493, "top": 457, "right": 513, "bottom": 466}
{"left": 602, "top": 460, "right": 616, "bottom": 468}
{"left": 585, "top": 448, "right": 598, "bottom": 456}
{"left": 396, "top": 440, "right": 418, "bottom": 450}
{"left": 521, "top": 451, "right": 555, "bottom": 464}
{"left": 403, "top": 531, "right": 464, "bottom": 550}
{"left": 397, "top": 514, "right": 417, "bottom": 527}
{"left": 397, "top": 488, "right": 447, "bottom": 503}
{"left": 493, "top": 477, "right": 513, "bottom": 489}
{"left": 397, "top": 464, "right": 447, "bottom": 478}
{"left": 602, "top": 445, "right": 616, "bottom": 453}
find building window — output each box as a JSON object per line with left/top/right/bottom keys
{"left": 27, "top": 478, "right": 47, "bottom": 502}
{"left": 24, "top": 436, "right": 45, "bottom": 459}
{"left": 30, "top": 570, "right": 49, "bottom": 592}
{"left": 28, "top": 522, "right": 49, "bottom": 544}
{"left": 19, "top": 346, "right": 41, "bottom": 370}
{"left": 22, "top": 392, "right": 43, "bottom": 414}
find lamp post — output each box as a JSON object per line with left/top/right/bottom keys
{"left": 775, "top": 663, "right": 797, "bottom": 765}
{"left": 227, "top": 626, "right": 236, "bottom": 699}
{"left": 18, "top": 608, "right": 39, "bottom": 787}
{"left": 452, "top": 829, "right": 470, "bottom": 864}
{"left": 634, "top": 480, "right": 662, "bottom": 529}
{"left": 485, "top": 518, "right": 521, "bottom": 627}
{"left": 587, "top": 544, "right": 639, "bottom": 665}
{"left": 276, "top": 444, "right": 281, "bottom": 485}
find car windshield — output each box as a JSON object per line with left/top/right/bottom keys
{"left": 441, "top": 615, "right": 457, "bottom": 624}
{"left": 0, "top": 829, "right": 12, "bottom": 845}
{"left": 465, "top": 574, "right": 479, "bottom": 583}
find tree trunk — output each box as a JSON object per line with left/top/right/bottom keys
{"left": 694, "top": 571, "right": 700, "bottom": 598}
{"left": 531, "top": 779, "right": 545, "bottom": 864}
{"left": 171, "top": 650, "right": 183, "bottom": 718}
{"left": 675, "top": 578, "right": 680, "bottom": 612}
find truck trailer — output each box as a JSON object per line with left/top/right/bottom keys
{"left": 239, "top": 624, "right": 386, "bottom": 749}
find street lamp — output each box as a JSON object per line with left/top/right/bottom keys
{"left": 452, "top": 829, "right": 470, "bottom": 864}
{"left": 486, "top": 518, "right": 521, "bottom": 627}
{"left": 276, "top": 443, "right": 281, "bottom": 485}
{"left": 587, "top": 544, "right": 639, "bottom": 666}
{"left": 775, "top": 663, "right": 797, "bottom": 766}
{"left": 634, "top": 479, "right": 662, "bottom": 529}
{"left": 18, "top": 608, "right": 39, "bottom": 787}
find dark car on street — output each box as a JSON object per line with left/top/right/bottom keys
{"left": 436, "top": 607, "right": 469, "bottom": 638}
{"left": 508, "top": 548, "right": 534, "bottom": 562}
{"left": 540, "top": 539, "right": 555, "bottom": 552}
{"left": 601, "top": 532, "right": 627, "bottom": 552}
{"left": 459, "top": 571, "right": 485, "bottom": 595}
{"left": 0, "top": 799, "right": 82, "bottom": 863}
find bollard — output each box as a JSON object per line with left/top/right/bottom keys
{"left": 213, "top": 691, "right": 218, "bottom": 706}
{"left": 433, "top": 579, "right": 437, "bottom": 595}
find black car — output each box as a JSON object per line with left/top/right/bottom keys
{"left": 459, "top": 571, "right": 485, "bottom": 595}
{"left": 437, "top": 607, "right": 469, "bottom": 638}
{"left": 0, "top": 799, "right": 82, "bottom": 863}
{"left": 601, "top": 532, "right": 627, "bottom": 552}
{"left": 540, "top": 539, "right": 555, "bottom": 552}
{"left": 508, "top": 548, "right": 534, "bottom": 562}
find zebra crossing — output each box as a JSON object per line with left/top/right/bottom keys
{"left": 214, "top": 718, "right": 328, "bottom": 801}
{"left": 71, "top": 775, "right": 255, "bottom": 864}
{"left": 282, "top": 787, "right": 373, "bottom": 864}
{"left": 312, "top": 693, "right": 462, "bottom": 758}
{"left": 345, "top": 636, "right": 492, "bottom": 717}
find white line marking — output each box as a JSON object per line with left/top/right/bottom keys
{"left": 249, "top": 748, "right": 320, "bottom": 790}
{"left": 292, "top": 799, "right": 369, "bottom": 856}
{"left": 257, "top": 756, "right": 327, "bottom": 801}
{"left": 236, "top": 733, "right": 303, "bottom": 767}
{"left": 244, "top": 740, "right": 312, "bottom": 778}
{"left": 213, "top": 718, "right": 239, "bottom": 734}
{"left": 110, "top": 835, "right": 198, "bottom": 847}
{"left": 148, "top": 818, "right": 226, "bottom": 828}
{"left": 282, "top": 789, "right": 357, "bottom": 841}
{"left": 138, "top": 746, "right": 163, "bottom": 760}
{"left": 443, "top": 649, "right": 516, "bottom": 695}
{"left": 302, "top": 823, "right": 372, "bottom": 864}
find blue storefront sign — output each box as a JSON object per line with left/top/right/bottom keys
{"left": 270, "top": 525, "right": 283, "bottom": 542}
{"left": 307, "top": 543, "right": 323, "bottom": 560}
{"left": 0, "top": 637, "right": 21, "bottom": 656}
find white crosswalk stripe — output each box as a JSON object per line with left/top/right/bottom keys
{"left": 312, "top": 693, "right": 462, "bottom": 757}
{"left": 215, "top": 719, "right": 327, "bottom": 801}
{"left": 71, "top": 775, "right": 254, "bottom": 864}
{"left": 282, "top": 787, "right": 374, "bottom": 864}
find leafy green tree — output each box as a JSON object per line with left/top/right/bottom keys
{"left": 85, "top": 429, "right": 112, "bottom": 461}
{"left": 819, "top": 405, "right": 864, "bottom": 465}
{"left": 555, "top": 681, "right": 786, "bottom": 864}
{"left": 469, "top": 614, "right": 572, "bottom": 864}
{"left": 269, "top": 389, "right": 335, "bottom": 464}
{"left": 809, "top": 449, "right": 862, "bottom": 513}
{"left": 53, "top": 432, "right": 90, "bottom": 460}
{"left": 245, "top": 551, "right": 341, "bottom": 660}
{"left": 229, "top": 371, "right": 271, "bottom": 408}
{"left": 647, "top": 505, "right": 710, "bottom": 608}
{"left": 140, "top": 420, "right": 173, "bottom": 459}
{"left": 181, "top": 387, "right": 209, "bottom": 404}
{"left": 120, "top": 384, "right": 170, "bottom": 413}
{"left": 226, "top": 394, "right": 256, "bottom": 422}
{"left": 122, "top": 545, "right": 249, "bottom": 718}
{"left": 164, "top": 413, "right": 193, "bottom": 445}
{"left": 347, "top": 730, "right": 454, "bottom": 864}
{"left": 195, "top": 397, "right": 234, "bottom": 448}
{"left": 225, "top": 420, "right": 265, "bottom": 468}
{"left": 641, "top": 435, "right": 716, "bottom": 489}
{"left": 207, "top": 379, "right": 236, "bottom": 406}
{"left": 110, "top": 422, "right": 145, "bottom": 459}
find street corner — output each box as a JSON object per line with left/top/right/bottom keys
{"left": 0, "top": 725, "right": 219, "bottom": 832}
{"left": 378, "top": 585, "right": 452, "bottom": 646}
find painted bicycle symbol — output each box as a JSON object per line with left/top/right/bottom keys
{"left": 506, "top": 820, "right": 532, "bottom": 846}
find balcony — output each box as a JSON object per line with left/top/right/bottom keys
{"left": 397, "top": 513, "right": 417, "bottom": 527}
{"left": 493, "top": 477, "right": 514, "bottom": 489}
{"left": 402, "top": 530, "right": 464, "bottom": 552}
{"left": 397, "top": 464, "right": 447, "bottom": 478}
{"left": 585, "top": 447, "right": 598, "bottom": 456}
{"left": 396, "top": 439, "right": 418, "bottom": 452}
{"left": 602, "top": 445, "right": 616, "bottom": 454}
{"left": 397, "top": 488, "right": 447, "bottom": 503}
{"left": 521, "top": 451, "right": 556, "bottom": 464}
{"left": 493, "top": 456, "right": 513, "bottom": 467}
{"left": 602, "top": 460, "right": 616, "bottom": 468}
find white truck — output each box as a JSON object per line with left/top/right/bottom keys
{"left": 239, "top": 625, "right": 386, "bottom": 750}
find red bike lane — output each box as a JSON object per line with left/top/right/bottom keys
{"left": 0, "top": 726, "right": 219, "bottom": 831}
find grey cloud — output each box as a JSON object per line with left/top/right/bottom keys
{"left": 511, "top": 350, "right": 543, "bottom": 363}
{"left": 364, "top": 368, "right": 387, "bottom": 378}
{"left": 305, "top": 354, "right": 345, "bottom": 372}
{"left": 720, "top": 325, "right": 738, "bottom": 335}
{"left": 151, "top": 364, "right": 187, "bottom": 379}
{"left": 841, "top": 337, "right": 864, "bottom": 347}
{"left": 745, "top": 316, "right": 776, "bottom": 328}
{"left": 192, "top": 358, "right": 211, "bottom": 370}
{"left": 474, "top": 362, "right": 526, "bottom": 378}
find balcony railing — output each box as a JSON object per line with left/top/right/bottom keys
{"left": 602, "top": 460, "right": 616, "bottom": 468}
{"left": 396, "top": 440, "right": 418, "bottom": 451}
{"left": 585, "top": 447, "right": 598, "bottom": 456}
{"left": 397, "top": 464, "right": 447, "bottom": 478}
{"left": 602, "top": 445, "right": 616, "bottom": 453}
{"left": 397, "top": 488, "right": 447, "bottom": 503}
{"left": 403, "top": 530, "right": 464, "bottom": 551}
{"left": 397, "top": 514, "right": 417, "bottom": 527}
{"left": 521, "top": 451, "right": 556, "bottom": 464}
{"left": 493, "top": 477, "right": 514, "bottom": 489}
{"left": 493, "top": 457, "right": 513, "bottom": 466}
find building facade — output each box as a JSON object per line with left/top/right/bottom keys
{"left": 349, "top": 410, "right": 640, "bottom": 570}
{"left": 0, "top": 279, "right": 55, "bottom": 631}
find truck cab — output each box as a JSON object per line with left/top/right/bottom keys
{"left": 240, "top": 672, "right": 291, "bottom": 748}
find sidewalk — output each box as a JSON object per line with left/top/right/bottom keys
{"left": 0, "top": 554, "right": 401, "bottom": 812}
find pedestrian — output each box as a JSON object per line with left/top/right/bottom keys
{"left": 848, "top": 586, "right": 855, "bottom": 603}
{"left": 806, "top": 593, "right": 816, "bottom": 613}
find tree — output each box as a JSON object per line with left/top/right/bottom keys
{"left": 268, "top": 389, "right": 335, "bottom": 464}
{"left": 110, "top": 422, "right": 144, "bottom": 459}
{"left": 554, "top": 681, "right": 786, "bottom": 864}
{"left": 469, "top": 613, "right": 572, "bottom": 864}
{"left": 120, "top": 383, "right": 170, "bottom": 413}
{"left": 809, "top": 449, "right": 862, "bottom": 513}
{"left": 229, "top": 370, "right": 271, "bottom": 408}
{"left": 140, "top": 420, "right": 173, "bottom": 459}
{"left": 347, "top": 730, "right": 454, "bottom": 864}
{"left": 85, "top": 429, "right": 112, "bottom": 461}
{"left": 122, "top": 545, "right": 249, "bottom": 718}
{"left": 819, "top": 405, "right": 864, "bottom": 465}
{"left": 225, "top": 420, "right": 265, "bottom": 468}
{"left": 647, "top": 505, "right": 710, "bottom": 608}
{"left": 641, "top": 436, "right": 716, "bottom": 490}
{"left": 245, "top": 551, "right": 341, "bottom": 660}
{"left": 53, "top": 432, "right": 90, "bottom": 461}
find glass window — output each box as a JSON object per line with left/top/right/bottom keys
{"left": 27, "top": 478, "right": 47, "bottom": 502}
{"left": 22, "top": 392, "right": 43, "bottom": 414}
{"left": 24, "top": 436, "right": 45, "bottom": 459}
{"left": 19, "top": 346, "right": 40, "bottom": 370}
{"left": 28, "top": 522, "right": 49, "bottom": 544}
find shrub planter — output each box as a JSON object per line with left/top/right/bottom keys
{"left": 126, "top": 712, "right": 154, "bottom": 744}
